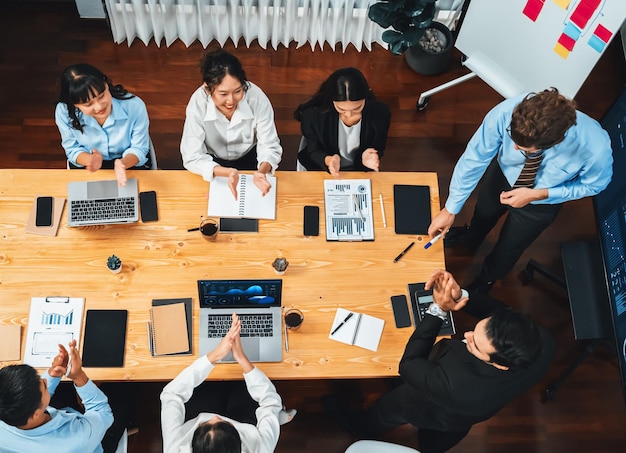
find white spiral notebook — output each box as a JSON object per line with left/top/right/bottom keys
{"left": 329, "top": 307, "right": 385, "bottom": 352}
{"left": 207, "top": 174, "right": 277, "bottom": 220}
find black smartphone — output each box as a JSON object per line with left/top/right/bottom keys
{"left": 391, "top": 294, "right": 412, "bottom": 328}
{"left": 35, "top": 196, "right": 53, "bottom": 227}
{"left": 303, "top": 205, "right": 319, "bottom": 236}
{"left": 139, "top": 191, "right": 158, "bottom": 222}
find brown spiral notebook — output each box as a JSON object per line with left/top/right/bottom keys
{"left": 149, "top": 302, "right": 190, "bottom": 356}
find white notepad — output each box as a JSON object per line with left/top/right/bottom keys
{"left": 207, "top": 174, "right": 277, "bottom": 220}
{"left": 329, "top": 307, "right": 385, "bottom": 352}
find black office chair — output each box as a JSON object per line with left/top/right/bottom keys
{"left": 520, "top": 241, "right": 614, "bottom": 401}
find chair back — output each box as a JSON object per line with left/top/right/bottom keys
{"left": 345, "top": 440, "right": 420, "bottom": 453}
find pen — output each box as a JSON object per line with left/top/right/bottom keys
{"left": 393, "top": 242, "right": 415, "bottom": 263}
{"left": 66, "top": 356, "right": 72, "bottom": 377}
{"left": 379, "top": 193, "right": 387, "bottom": 228}
{"left": 352, "top": 194, "right": 365, "bottom": 222}
{"left": 331, "top": 312, "right": 354, "bottom": 335}
{"left": 284, "top": 320, "right": 289, "bottom": 352}
{"left": 187, "top": 227, "right": 200, "bottom": 232}
{"left": 424, "top": 233, "right": 442, "bottom": 249}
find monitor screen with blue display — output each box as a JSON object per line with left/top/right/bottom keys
{"left": 594, "top": 87, "right": 626, "bottom": 406}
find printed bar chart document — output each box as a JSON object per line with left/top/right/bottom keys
{"left": 208, "top": 174, "right": 277, "bottom": 219}
{"left": 324, "top": 179, "right": 374, "bottom": 241}
{"left": 23, "top": 297, "right": 85, "bottom": 367}
{"left": 329, "top": 307, "right": 385, "bottom": 352}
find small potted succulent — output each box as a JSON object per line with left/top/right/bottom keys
{"left": 272, "top": 257, "right": 289, "bottom": 275}
{"left": 106, "top": 254, "right": 122, "bottom": 274}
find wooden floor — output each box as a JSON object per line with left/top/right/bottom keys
{"left": 2, "top": 2, "right": 626, "bottom": 452}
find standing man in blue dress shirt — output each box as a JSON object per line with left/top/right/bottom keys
{"left": 0, "top": 340, "right": 115, "bottom": 452}
{"left": 428, "top": 88, "right": 613, "bottom": 293}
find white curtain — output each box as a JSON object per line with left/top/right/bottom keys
{"left": 103, "top": 0, "right": 385, "bottom": 51}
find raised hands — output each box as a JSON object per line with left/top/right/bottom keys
{"left": 207, "top": 313, "right": 241, "bottom": 363}
{"left": 424, "top": 269, "right": 469, "bottom": 313}
{"left": 84, "top": 149, "right": 103, "bottom": 172}
{"left": 206, "top": 313, "right": 254, "bottom": 373}
{"left": 253, "top": 171, "right": 272, "bottom": 196}
{"left": 325, "top": 154, "right": 341, "bottom": 178}
{"left": 361, "top": 148, "right": 380, "bottom": 172}
{"left": 114, "top": 158, "right": 128, "bottom": 187}
{"left": 48, "top": 340, "right": 89, "bottom": 386}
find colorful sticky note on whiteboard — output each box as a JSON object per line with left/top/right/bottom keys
{"left": 553, "top": 0, "right": 571, "bottom": 9}
{"left": 593, "top": 24, "right": 613, "bottom": 43}
{"left": 554, "top": 42, "right": 570, "bottom": 59}
{"left": 588, "top": 35, "right": 606, "bottom": 53}
{"left": 522, "top": 0, "right": 546, "bottom": 22}
{"left": 563, "top": 22, "right": 582, "bottom": 40}
{"left": 588, "top": 24, "right": 614, "bottom": 53}
{"left": 558, "top": 32, "right": 577, "bottom": 51}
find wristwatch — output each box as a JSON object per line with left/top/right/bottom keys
{"left": 426, "top": 303, "right": 448, "bottom": 320}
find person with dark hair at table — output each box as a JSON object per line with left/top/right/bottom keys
{"left": 294, "top": 67, "right": 391, "bottom": 176}
{"left": 0, "top": 340, "right": 119, "bottom": 452}
{"left": 180, "top": 49, "right": 282, "bottom": 200}
{"left": 428, "top": 88, "right": 612, "bottom": 293}
{"left": 325, "top": 270, "right": 554, "bottom": 453}
{"left": 55, "top": 63, "right": 151, "bottom": 187}
{"left": 160, "top": 313, "right": 294, "bottom": 453}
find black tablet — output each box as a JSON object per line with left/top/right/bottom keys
{"left": 82, "top": 310, "right": 128, "bottom": 367}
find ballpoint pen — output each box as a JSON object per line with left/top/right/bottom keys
{"left": 284, "top": 320, "right": 289, "bottom": 352}
{"left": 379, "top": 193, "right": 387, "bottom": 228}
{"left": 393, "top": 242, "right": 415, "bottom": 263}
{"left": 352, "top": 194, "right": 365, "bottom": 222}
{"left": 424, "top": 233, "right": 442, "bottom": 249}
{"left": 331, "top": 312, "right": 354, "bottom": 335}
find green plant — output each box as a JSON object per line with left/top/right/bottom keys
{"left": 107, "top": 254, "right": 121, "bottom": 270}
{"left": 368, "top": 0, "right": 438, "bottom": 55}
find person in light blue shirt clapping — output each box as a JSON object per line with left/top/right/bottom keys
{"left": 55, "top": 63, "right": 151, "bottom": 187}
{"left": 428, "top": 88, "right": 613, "bottom": 293}
{"left": 0, "top": 340, "right": 115, "bottom": 452}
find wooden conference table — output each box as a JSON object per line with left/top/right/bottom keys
{"left": 0, "top": 169, "right": 444, "bottom": 381}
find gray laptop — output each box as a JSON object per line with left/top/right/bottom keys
{"left": 198, "top": 279, "right": 283, "bottom": 362}
{"left": 67, "top": 178, "right": 139, "bottom": 226}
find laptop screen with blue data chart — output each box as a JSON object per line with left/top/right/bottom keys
{"left": 197, "top": 279, "right": 282, "bottom": 309}
{"left": 197, "top": 279, "right": 283, "bottom": 362}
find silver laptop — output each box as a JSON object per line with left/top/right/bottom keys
{"left": 67, "top": 178, "right": 139, "bottom": 226}
{"left": 198, "top": 279, "right": 283, "bottom": 362}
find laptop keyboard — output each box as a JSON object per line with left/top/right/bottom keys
{"left": 70, "top": 198, "right": 135, "bottom": 223}
{"left": 207, "top": 314, "right": 274, "bottom": 338}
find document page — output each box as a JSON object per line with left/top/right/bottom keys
{"left": 23, "top": 297, "right": 85, "bottom": 367}
{"left": 324, "top": 179, "right": 374, "bottom": 241}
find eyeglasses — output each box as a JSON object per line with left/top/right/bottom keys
{"left": 506, "top": 126, "right": 543, "bottom": 158}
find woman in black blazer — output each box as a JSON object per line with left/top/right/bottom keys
{"left": 294, "top": 68, "right": 391, "bottom": 175}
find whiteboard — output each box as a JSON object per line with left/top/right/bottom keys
{"left": 455, "top": 0, "right": 626, "bottom": 99}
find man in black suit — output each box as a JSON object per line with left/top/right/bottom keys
{"left": 362, "top": 270, "right": 554, "bottom": 453}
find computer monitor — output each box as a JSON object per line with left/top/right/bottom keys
{"left": 593, "top": 86, "right": 626, "bottom": 407}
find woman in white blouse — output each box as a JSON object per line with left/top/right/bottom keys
{"left": 180, "top": 50, "right": 283, "bottom": 198}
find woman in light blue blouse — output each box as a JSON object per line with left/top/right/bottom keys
{"left": 55, "top": 64, "right": 151, "bottom": 186}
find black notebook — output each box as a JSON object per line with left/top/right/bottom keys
{"left": 393, "top": 185, "right": 431, "bottom": 235}
{"left": 82, "top": 310, "right": 128, "bottom": 367}
{"left": 219, "top": 218, "right": 258, "bottom": 233}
